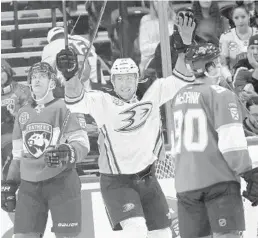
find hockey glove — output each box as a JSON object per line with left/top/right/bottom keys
{"left": 1, "top": 180, "right": 19, "bottom": 212}
{"left": 173, "top": 10, "right": 196, "bottom": 53}
{"left": 56, "top": 48, "right": 78, "bottom": 81}
{"left": 44, "top": 143, "right": 77, "bottom": 168}
{"left": 241, "top": 167, "right": 258, "bottom": 206}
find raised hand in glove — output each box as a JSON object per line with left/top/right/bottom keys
{"left": 173, "top": 10, "right": 196, "bottom": 53}
{"left": 1, "top": 180, "right": 19, "bottom": 212}
{"left": 241, "top": 167, "right": 258, "bottom": 206}
{"left": 44, "top": 143, "right": 76, "bottom": 168}
{"left": 56, "top": 48, "right": 78, "bottom": 81}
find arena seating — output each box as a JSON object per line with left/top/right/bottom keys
{"left": 1, "top": 1, "right": 112, "bottom": 175}
{"left": 1, "top": 1, "right": 111, "bottom": 84}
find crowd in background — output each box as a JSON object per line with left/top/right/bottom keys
{"left": 2, "top": 0, "right": 258, "bottom": 177}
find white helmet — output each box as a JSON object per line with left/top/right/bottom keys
{"left": 47, "top": 27, "right": 64, "bottom": 43}
{"left": 111, "top": 58, "right": 139, "bottom": 79}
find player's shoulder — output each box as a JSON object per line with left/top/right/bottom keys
{"left": 221, "top": 28, "right": 234, "bottom": 36}
{"left": 140, "top": 14, "right": 152, "bottom": 24}
{"left": 209, "top": 85, "right": 235, "bottom": 100}
{"left": 16, "top": 102, "right": 33, "bottom": 120}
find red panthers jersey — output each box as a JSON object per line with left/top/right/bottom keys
{"left": 170, "top": 83, "right": 252, "bottom": 193}
{"left": 12, "top": 98, "right": 89, "bottom": 182}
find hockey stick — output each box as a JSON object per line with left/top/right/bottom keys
{"left": 62, "top": 0, "right": 69, "bottom": 49}
{"left": 56, "top": 109, "right": 71, "bottom": 146}
{"left": 78, "top": 0, "right": 107, "bottom": 81}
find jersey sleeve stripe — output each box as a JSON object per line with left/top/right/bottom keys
{"left": 64, "top": 87, "right": 84, "bottom": 105}
{"left": 12, "top": 139, "right": 23, "bottom": 160}
{"left": 216, "top": 123, "right": 248, "bottom": 154}
{"left": 153, "top": 128, "right": 163, "bottom": 158}
{"left": 99, "top": 131, "right": 113, "bottom": 173}
{"left": 172, "top": 69, "right": 195, "bottom": 82}
{"left": 101, "top": 126, "right": 121, "bottom": 174}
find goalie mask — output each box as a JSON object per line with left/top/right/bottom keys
{"left": 27, "top": 62, "right": 57, "bottom": 102}
{"left": 111, "top": 58, "right": 139, "bottom": 102}
{"left": 185, "top": 43, "right": 221, "bottom": 82}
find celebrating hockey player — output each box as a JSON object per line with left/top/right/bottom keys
{"left": 170, "top": 43, "right": 257, "bottom": 238}
{"left": 1, "top": 62, "right": 90, "bottom": 238}
{"left": 1, "top": 59, "right": 32, "bottom": 180}
{"left": 56, "top": 11, "right": 195, "bottom": 238}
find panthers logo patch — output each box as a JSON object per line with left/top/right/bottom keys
{"left": 24, "top": 123, "right": 53, "bottom": 158}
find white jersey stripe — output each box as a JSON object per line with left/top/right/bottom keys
{"left": 101, "top": 126, "right": 121, "bottom": 174}
{"left": 99, "top": 130, "right": 113, "bottom": 174}
{"left": 153, "top": 130, "right": 163, "bottom": 157}
{"left": 101, "top": 128, "right": 118, "bottom": 174}
{"left": 217, "top": 123, "right": 248, "bottom": 154}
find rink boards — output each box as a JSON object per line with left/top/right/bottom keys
{"left": 1, "top": 137, "right": 258, "bottom": 238}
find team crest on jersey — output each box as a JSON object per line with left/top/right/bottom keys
{"left": 115, "top": 102, "right": 152, "bottom": 132}
{"left": 228, "top": 104, "right": 239, "bottom": 120}
{"left": 78, "top": 116, "right": 87, "bottom": 129}
{"left": 19, "top": 112, "right": 30, "bottom": 125}
{"left": 228, "top": 41, "right": 238, "bottom": 51}
{"left": 24, "top": 123, "right": 53, "bottom": 158}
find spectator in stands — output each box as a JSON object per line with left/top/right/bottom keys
{"left": 233, "top": 34, "right": 258, "bottom": 95}
{"left": 139, "top": 0, "right": 175, "bottom": 74}
{"left": 243, "top": 96, "right": 258, "bottom": 136}
{"left": 220, "top": 4, "right": 258, "bottom": 82}
{"left": 1, "top": 59, "right": 31, "bottom": 180}
{"left": 192, "top": 0, "right": 230, "bottom": 46}
{"left": 250, "top": 1, "right": 258, "bottom": 27}
{"left": 142, "top": 7, "right": 195, "bottom": 78}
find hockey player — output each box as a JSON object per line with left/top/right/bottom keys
{"left": 1, "top": 62, "right": 90, "bottom": 238}
{"left": 42, "top": 27, "right": 105, "bottom": 92}
{"left": 56, "top": 11, "right": 195, "bottom": 238}
{"left": 170, "top": 43, "right": 257, "bottom": 238}
{"left": 1, "top": 59, "right": 32, "bottom": 180}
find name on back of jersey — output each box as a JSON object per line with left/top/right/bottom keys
{"left": 175, "top": 91, "right": 200, "bottom": 106}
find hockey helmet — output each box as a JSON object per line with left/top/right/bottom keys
{"left": 27, "top": 62, "right": 57, "bottom": 85}
{"left": 47, "top": 27, "right": 64, "bottom": 43}
{"left": 185, "top": 43, "right": 220, "bottom": 78}
{"left": 111, "top": 58, "right": 139, "bottom": 80}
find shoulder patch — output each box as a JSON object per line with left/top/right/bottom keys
{"left": 210, "top": 85, "right": 226, "bottom": 94}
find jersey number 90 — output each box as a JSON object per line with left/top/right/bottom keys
{"left": 173, "top": 108, "right": 208, "bottom": 154}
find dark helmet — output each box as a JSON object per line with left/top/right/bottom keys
{"left": 185, "top": 43, "right": 220, "bottom": 78}
{"left": 27, "top": 62, "right": 57, "bottom": 85}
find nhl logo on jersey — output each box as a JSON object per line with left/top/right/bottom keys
{"left": 24, "top": 123, "right": 53, "bottom": 158}
{"left": 19, "top": 112, "right": 30, "bottom": 125}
